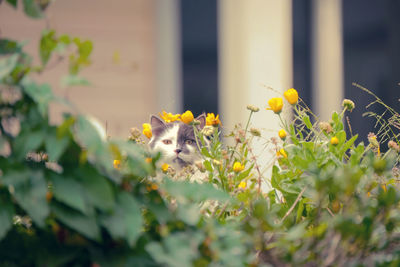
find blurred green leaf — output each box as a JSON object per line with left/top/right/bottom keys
{"left": 2, "top": 170, "right": 49, "bottom": 227}
{"left": 146, "top": 232, "right": 202, "bottom": 267}
{"left": 50, "top": 174, "right": 88, "bottom": 215}
{"left": 101, "top": 192, "right": 143, "bottom": 247}
{"left": 22, "top": 0, "right": 43, "bottom": 18}
{"left": 23, "top": 81, "right": 53, "bottom": 117}
{"left": 0, "top": 39, "right": 21, "bottom": 54}
{"left": 162, "top": 179, "right": 230, "bottom": 203}
{"left": 303, "top": 114, "right": 312, "bottom": 129}
{"left": 0, "top": 198, "right": 14, "bottom": 241}
{"left": 77, "top": 166, "right": 115, "bottom": 212}
{"left": 75, "top": 115, "right": 103, "bottom": 153}
{"left": 39, "top": 30, "right": 57, "bottom": 66}
{"left": 6, "top": 0, "right": 17, "bottom": 8}
{"left": 61, "top": 74, "right": 90, "bottom": 88}
{"left": 13, "top": 129, "right": 45, "bottom": 161}
{"left": 51, "top": 202, "right": 101, "bottom": 241}
{"left": 0, "top": 54, "right": 18, "bottom": 80}
{"left": 45, "top": 130, "right": 69, "bottom": 161}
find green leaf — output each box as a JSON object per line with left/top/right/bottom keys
{"left": 162, "top": 179, "right": 230, "bottom": 203}
{"left": 45, "top": 131, "right": 69, "bottom": 161}
{"left": 176, "top": 203, "right": 200, "bottom": 226}
{"left": 201, "top": 147, "right": 212, "bottom": 158}
{"left": 77, "top": 166, "right": 115, "bottom": 212}
{"left": 303, "top": 114, "right": 312, "bottom": 129}
{"left": 146, "top": 232, "right": 202, "bottom": 267}
{"left": 22, "top": 0, "right": 43, "bottom": 18}
{"left": 51, "top": 202, "right": 101, "bottom": 241}
{"left": 2, "top": 170, "right": 49, "bottom": 227}
{"left": 23, "top": 81, "right": 53, "bottom": 117}
{"left": 6, "top": 0, "right": 17, "bottom": 8}
{"left": 0, "top": 54, "right": 18, "bottom": 80}
{"left": 0, "top": 39, "right": 21, "bottom": 54}
{"left": 13, "top": 129, "right": 45, "bottom": 160}
{"left": 101, "top": 192, "right": 143, "bottom": 247}
{"left": 50, "top": 174, "right": 88, "bottom": 214}
{"left": 0, "top": 198, "right": 14, "bottom": 241}
{"left": 39, "top": 30, "right": 57, "bottom": 66}
{"left": 75, "top": 115, "right": 103, "bottom": 153}
{"left": 61, "top": 74, "right": 90, "bottom": 88}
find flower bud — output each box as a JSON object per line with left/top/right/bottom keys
{"left": 278, "top": 129, "right": 287, "bottom": 140}
{"left": 233, "top": 162, "right": 245, "bottom": 173}
{"left": 342, "top": 99, "right": 355, "bottom": 112}
{"left": 246, "top": 105, "right": 260, "bottom": 112}
{"left": 250, "top": 128, "right": 261, "bottom": 137}
{"left": 319, "top": 122, "right": 332, "bottom": 133}
{"left": 388, "top": 140, "right": 400, "bottom": 152}
{"left": 330, "top": 136, "right": 339, "bottom": 145}
{"left": 266, "top": 98, "right": 283, "bottom": 114}
{"left": 283, "top": 88, "right": 299, "bottom": 105}
{"left": 181, "top": 110, "right": 194, "bottom": 124}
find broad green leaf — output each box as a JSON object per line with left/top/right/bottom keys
{"left": 75, "top": 115, "right": 103, "bottom": 152}
{"left": 176, "top": 203, "right": 200, "bottom": 225}
{"left": 13, "top": 130, "right": 45, "bottom": 160}
{"left": 22, "top": 0, "right": 43, "bottom": 18}
{"left": 23, "top": 81, "right": 53, "bottom": 117}
{"left": 51, "top": 202, "right": 101, "bottom": 241}
{"left": 0, "top": 198, "right": 14, "bottom": 241}
{"left": 77, "top": 166, "right": 115, "bottom": 211}
{"left": 0, "top": 54, "right": 18, "bottom": 80}
{"left": 2, "top": 170, "right": 49, "bottom": 227}
{"left": 146, "top": 232, "right": 202, "bottom": 267}
{"left": 45, "top": 130, "right": 69, "bottom": 161}
{"left": 61, "top": 74, "right": 90, "bottom": 88}
{"left": 162, "top": 179, "right": 230, "bottom": 203}
{"left": 0, "top": 39, "right": 21, "bottom": 54}
{"left": 101, "top": 192, "right": 143, "bottom": 247}
{"left": 39, "top": 30, "right": 57, "bottom": 66}
{"left": 6, "top": 0, "right": 17, "bottom": 8}
{"left": 50, "top": 174, "right": 88, "bottom": 214}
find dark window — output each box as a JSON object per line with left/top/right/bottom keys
{"left": 180, "top": 0, "right": 219, "bottom": 116}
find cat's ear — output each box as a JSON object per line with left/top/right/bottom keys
{"left": 150, "top": 115, "right": 165, "bottom": 129}
{"left": 196, "top": 113, "right": 206, "bottom": 129}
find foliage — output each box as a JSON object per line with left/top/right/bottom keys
{"left": 1, "top": 1, "right": 400, "bottom": 266}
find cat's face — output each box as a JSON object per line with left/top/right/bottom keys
{"left": 149, "top": 114, "right": 206, "bottom": 169}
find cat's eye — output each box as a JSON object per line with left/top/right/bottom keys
{"left": 162, "top": 139, "right": 172, "bottom": 145}
{"left": 185, "top": 139, "right": 194, "bottom": 145}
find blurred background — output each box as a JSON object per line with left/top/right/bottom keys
{"left": 1, "top": 0, "right": 399, "bottom": 144}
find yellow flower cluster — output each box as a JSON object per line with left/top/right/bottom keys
{"left": 233, "top": 162, "right": 245, "bottom": 173}
{"left": 159, "top": 110, "right": 196, "bottom": 124}
{"left": 142, "top": 123, "right": 152, "bottom": 139}
{"left": 266, "top": 88, "right": 299, "bottom": 114}
{"left": 113, "top": 159, "right": 121, "bottom": 169}
{"left": 160, "top": 111, "right": 181, "bottom": 123}
{"left": 206, "top": 113, "right": 221, "bottom": 126}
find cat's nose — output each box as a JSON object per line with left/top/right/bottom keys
{"left": 174, "top": 148, "right": 182, "bottom": 154}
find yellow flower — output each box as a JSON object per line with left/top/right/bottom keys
{"left": 278, "top": 148, "right": 288, "bottom": 158}
{"left": 330, "top": 136, "right": 339, "bottom": 145}
{"left": 284, "top": 88, "right": 299, "bottom": 105}
{"left": 266, "top": 97, "right": 283, "bottom": 114}
{"left": 206, "top": 113, "right": 221, "bottom": 126}
{"left": 331, "top": 136, "right": 339, "bottom": 146}
{"left": 145, "top": 157, "right": 152, "bottom": 163}
{"left": 233, "top": 162, "right": 245, "bottom": 173}
{"left": 181, "top": 110, "right": 194, "bottom": 124}
{"left": 161, "top": 163, "right": 169, "bottom": 173}
{"left": 142, "top": 123, "right": 152, "bottom": 139}
{"left": 160, "top": 111, "right": 181, "bottom": 123}
{"left": 278, "top": 129, "right": 287, "bottom": 140}
{"left": 113, "top": 159, "right": 121, "bottom": 169}
{"left": 238, "top": 181, "right": 247, "bottom": 189}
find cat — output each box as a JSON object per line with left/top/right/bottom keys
{"left": 148, "top": 114, "right": 206, "bottom": 173}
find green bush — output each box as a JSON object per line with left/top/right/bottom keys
{"left": 1, "top": 1, "right": 400, "bottom": 266}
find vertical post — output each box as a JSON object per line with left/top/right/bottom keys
{"left": 154, "top": 0, "right": 182, "bottom": 114}
{"left": 218, "top": 0, "right": 293, "bottom": 190}
{"left": 312, "top": 0, "right": 344, "bottom": 120}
